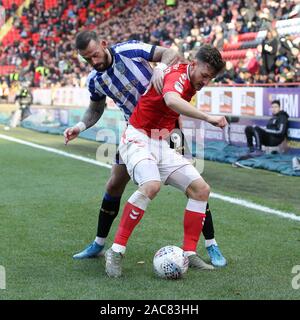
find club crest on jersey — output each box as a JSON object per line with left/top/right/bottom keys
{"left": 174, "top": 81, "right": 183, "bottom": 94}
{"left": 116, "top": 61, "right": 126, "bottom": 74}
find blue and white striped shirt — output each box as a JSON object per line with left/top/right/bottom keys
{"left": 87, "top": 40, "right": 156, "bottom": 120}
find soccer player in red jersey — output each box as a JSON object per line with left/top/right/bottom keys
{"left": 104, "top": 44, "right": 228, "bottom": 277}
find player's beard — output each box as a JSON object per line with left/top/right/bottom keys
{"left": 93, "top": 50, "right": 110, "bottom": 72}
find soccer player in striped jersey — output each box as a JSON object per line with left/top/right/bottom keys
{"left": 64, "top": 30, "right": 226, "bottom": 267}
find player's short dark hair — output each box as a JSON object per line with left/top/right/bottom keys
{"left": 195, "top": 44, "right": 225, "bottom": 74}
{"left": 75, "top": 30, "right": 98, "bottom": 50}
{"left": 271, "top": 100, "right": 280, "bottom": 107}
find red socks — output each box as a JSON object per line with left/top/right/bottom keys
{"left": 113, "top": 191, "right": 150, "bottom": 249}
{"left": 114, "top": 201, "right": 145, "bottom": 246}
{"left": 182, "top": 199, "right": 207, "bottom": 252}
{"left": 113, "top": 192, "right": 207, "bottom": 255}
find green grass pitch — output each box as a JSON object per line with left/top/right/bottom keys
{"left": 0, "top": 126, "right": 300, "bottom": 300}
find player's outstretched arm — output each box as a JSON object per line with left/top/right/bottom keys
{"left": 164, "top": 92, "right": 228, "bottom": 129}
{"left": 64, "top": 98, "right": 106, "bottom": 145}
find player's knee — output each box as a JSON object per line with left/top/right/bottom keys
{"left": 187, "top": 180, "right": 210, "bottom": 201}
{"left": 196, "top": 183, "right": 210, "bottom": 201}
{"left": 140, "top": 181, "right": 161, "bottom": 200}
{"left": 254, "top": 125, "right": 261, "bottom": 132}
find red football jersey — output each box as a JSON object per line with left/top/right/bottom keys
{"left": 129, "top": 63, "right": 196, "bottom": 138}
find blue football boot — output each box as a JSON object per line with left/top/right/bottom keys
{"left": 73, "top": 241, "right": 105, "bottom": 259}
{"left": 206, "top": 244, "right": 227, "bottom": 267}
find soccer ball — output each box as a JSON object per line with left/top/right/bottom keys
{"left": 153, "top": 245, "right": 189, "bottom": 280}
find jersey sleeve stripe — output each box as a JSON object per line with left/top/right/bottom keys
{"left": 88, "top": 77, "right": 104, "bottom": 101}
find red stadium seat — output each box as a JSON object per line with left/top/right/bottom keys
{"left": 0, "top": 65, "right": 16, "bottom": 75}
{"left": 2, "top": 0, "right": 23, "bottom": 10}
{"left": 45, "top": 0, "right": 58, "bottom": 11}
{"left": 2, "top": 28, "right": 21, "bottom": 46}
{"left": 223, "top": 42, "right": 242, "bottom": 51}
{"left": 236, "top": 32, "right": 258, "bottom": 42}
{"left": 221, "top": 48, "right": 257, "bottom": 60}
{"left": 32, "top": 33, "right": 40, "bottom": 44}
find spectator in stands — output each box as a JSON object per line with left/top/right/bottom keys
{"left": 244, "top": 100, "right": 289, "bottom": 156}
{"left": 232, "top": 60, "right": 247, "bottom": 84}
{"left": 261, "top": 29, "right": 279, "bottom": 74}
{"left": 2, "top": 0, "right": 299, "bottom": 87}
{"left": 212, "top": 26, "right": 224, "bottom": 51}
{"left": 244, "top": 49, "right": 259, "bottom": 75}
{"left": 276, "top": 65, "right": 296, "bottom": 83}
{"left": 215, "top": 61, "right": 235, "bottom": 84}
{"left": 279, "top": 34, "right": 299, "bottom": 66}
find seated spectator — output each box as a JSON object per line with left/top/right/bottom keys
{"left": 276, "top": 65, "right": 296, "bottom": 83}
{"left": 244, "top": 100, "right": 289, "bottom": 155}
{"left": 215, "top": 61, "right": 235, "bottom": 84}
{"left": 244, "top": 49, "right": 259, "bottom": 75}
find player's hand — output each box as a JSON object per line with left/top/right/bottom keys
{"left": 151, "top": 67, "right": 164, "bottom": 94}
{"left": 64, "top": 126, "right": 80, "bottom": 145}
{"left": 207, "top": 115, "right": 228, "bottom": 129}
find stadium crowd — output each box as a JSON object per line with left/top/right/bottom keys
{"left": 0, "top": 0, "right": 300, "bottom": 96}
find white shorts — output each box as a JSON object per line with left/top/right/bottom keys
{"left": 118, "top": 125, "right": 201, "bottom": 189}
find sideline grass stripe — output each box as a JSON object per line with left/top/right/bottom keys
{"left": 1, "top": 133, "right": 299, "bottom": 221}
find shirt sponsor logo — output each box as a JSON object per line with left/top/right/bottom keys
{"left": 174, "top": 81, "right": 183, "bottom": 94}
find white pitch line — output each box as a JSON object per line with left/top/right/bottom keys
{"left": 1, "top": 133, "right": 299, "bottom": 221}
{"left": 210, "top": 192, "right": 300, "bottom": 222}
{"left": 0, "top": 133, "right": 111, "bottom": 169}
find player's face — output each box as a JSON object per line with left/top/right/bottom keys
{"left": 271, "top": 103, "right": 280, "bottom": 115}
{"left": 79, "top": 39, "right": 111, "bottom": 72}
{"left": 189, "top": 61, "right": 216, "bottom": 91}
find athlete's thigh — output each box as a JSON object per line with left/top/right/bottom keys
{"left": 105, "top": 164, "right": 131, "bottom": 196}
{"left": 110, "top": 163, "right": 130, "bottom": 183}
{"left": 166, "top": 163, "right": 201, "bottom": 192}
{"left": 118, "top": 125, "right": 157, "bottom": 180}
{"left": 158, "top": 141, "right": 193, "bottom": 184}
